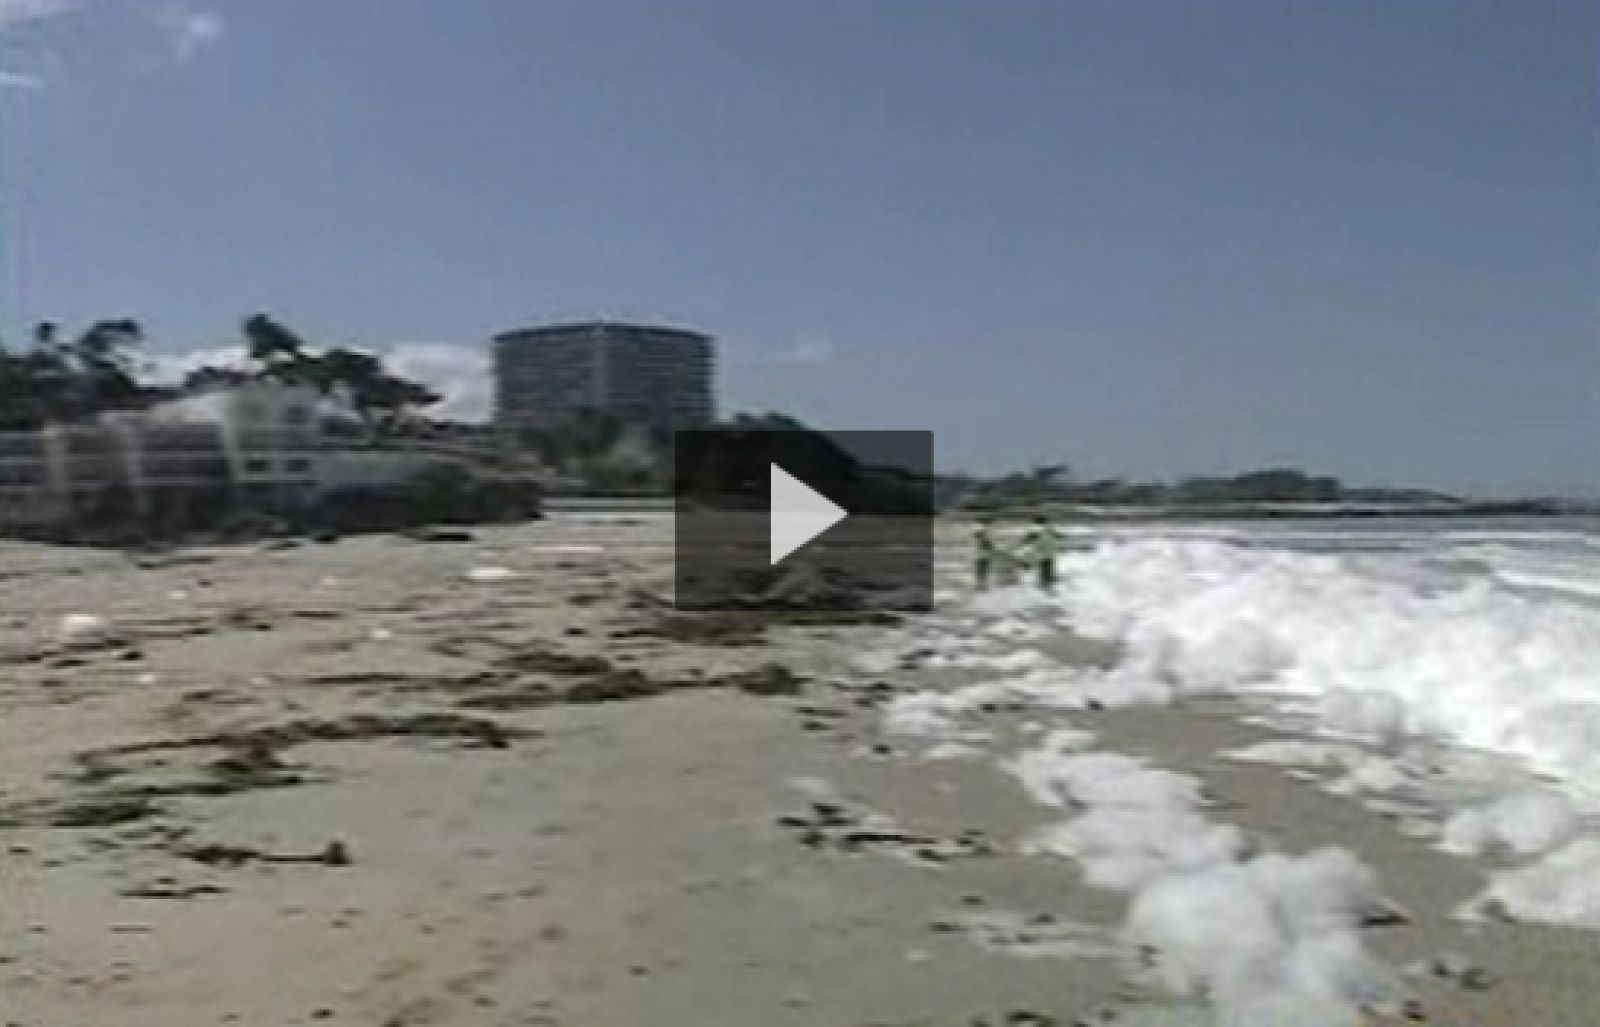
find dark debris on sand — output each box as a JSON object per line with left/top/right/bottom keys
{"left": 2, "top": 714, "right": 533, "bottom": 829}
{"left": 180, "top": 839, "right": 352, "bottom": 869}
{"left": 616, "top": 607, "right": 902, "bottom": 649}
{"left": 0, "top": 795, "right": 163, "bottom": 829}
{"left": 777, "top": 800, "right": 997, "bottom": 863}
{"left": 429, "top": 636, "right": 809, "bottom": 709}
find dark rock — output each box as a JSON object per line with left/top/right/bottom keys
{"left": 724, "top": 664, "right": 803, "bottom": 697}
{"left": 811, "top": 802, "right": 846, "bottom": 820}
{"left": 1361, "top": 903, "right": 1410, "bottom": 927}
{"left": 182, "top": 843, "right": 263, "bottom": 868}
{"left": 499, "top": 647, "right": 613, "bottom": 676}
{"left": 565, "top": 670, "right": 663, "bottom": 704}
{"left": 119, "top": 882, "right": 228, "bottom": 900}
{"left": 37, "top": 796, "right": 159, "bottom": 829}
{"left": 401, "top": 528, "right": 475, "bottom": 544}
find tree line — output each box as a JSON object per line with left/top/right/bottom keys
{"left": 958, "top": 464, "right": 1458, "bottom": 509}
{"left": 0, "top": 315, "right": 441, "bottom": 434}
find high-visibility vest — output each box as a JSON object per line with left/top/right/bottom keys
{"left": 1022, "top": 527, "right": 1064, "bottom": 560}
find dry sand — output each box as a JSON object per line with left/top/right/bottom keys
{"left": 1, "top": 516, "right": 1594, "bottom": 1025}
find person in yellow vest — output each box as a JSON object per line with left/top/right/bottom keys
{"left": 972, "top": 517, "right": 999, "bottom": 590}
{"left": 1021, "top": 514, "right": 1065, "bottom": 590}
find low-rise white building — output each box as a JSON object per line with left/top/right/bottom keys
{"left": 0, "top": 431, "right": 64, "bottom": 527}
{"left": 149, "top": 382, "right": 326, "bottom": 506}
{"left": 0, "top": 382, "right": 493, "bottom": 532}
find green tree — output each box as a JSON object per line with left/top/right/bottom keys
{"left": 0, "top": 318, "right": 153, "bottom": 429}
{"left": 189, "top": 315, "right": 442, "bottom": 435}
{"left": 243, "top": 314, "right": 317, "bottom": 384}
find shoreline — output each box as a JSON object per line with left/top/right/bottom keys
{"left": 3, "top": 500, "right": 1591, "bottom": 559}
{"left": 3, "top": 518, "right": 1597, "bottom": 1025}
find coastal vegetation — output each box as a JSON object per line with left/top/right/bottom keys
{"left": 953, "top": 464, "right": 1572, "bottom": 517}
{"left": 0, "top": 315, "right": 443, "bottom": 434}
{"left": 0, "top": 320, "right": 159, "bottom": 431}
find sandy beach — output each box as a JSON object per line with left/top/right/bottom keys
{"left": 2, "top": 1, "right": 1591, "bottom": 1023}
{"left": 4, "top": 516, "right": 1598, "bottom": 1026}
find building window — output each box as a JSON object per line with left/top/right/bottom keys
{"left": 244, "top": 458, "right": 271, "bottom": 474}
{"left": 286, "top": 458, "right": 311, "bottom": 474}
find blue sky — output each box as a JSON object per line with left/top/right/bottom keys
{"left": 0, "top": 1, "right": 1595, "bottom": 494}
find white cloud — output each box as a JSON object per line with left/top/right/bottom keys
{"left": 774, "top": 332, "right": 838, "bottom": 367}
{"left": 0, "top": 1, "right": 223, "bottom": 89}
{"left": 144, "top": 344, "right": 249, "bottom": 383}
{"left": 0, "top": 0, "right": 77, "bottom": 30}
{"left": 380, "top": 343, "right": 492, "bottom": 422}
{"left": 155, "top": 5, "right": 223, "bottom": 63}
{"left": 0, "top": 0, "right": 77, "bottom": 88}
{"left": 0, "top": 68, "right": 44, "bottom": 89}
{"left": 150, "top": 342, "right": 494, "bottom": 424}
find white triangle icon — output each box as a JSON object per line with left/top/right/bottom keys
{"left": 770, "top": 463, "right": 848, "bottom": 565}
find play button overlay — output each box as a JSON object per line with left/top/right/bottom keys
{"left": 674, "top": 429, "right": 933, "bottom": 612}
{"left": 770, "top": 463, "right": 847, "bottom": 565}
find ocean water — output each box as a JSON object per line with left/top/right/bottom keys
{"left": 899, "top": 513, "right": 1600, "bottom": 987}
{"left": 1040, "top": 516, "right": 1600, "bottom": 788}
{"left": 1052, "top": 515, "right": 1600, "bottom": 599}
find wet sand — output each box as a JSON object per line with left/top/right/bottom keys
{"left": 1, "top": 517, "right": 1594, "bottom": 1025}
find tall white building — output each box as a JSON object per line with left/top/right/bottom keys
{"left": 493, "top": 321, "right": 715, "bottom": 447}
